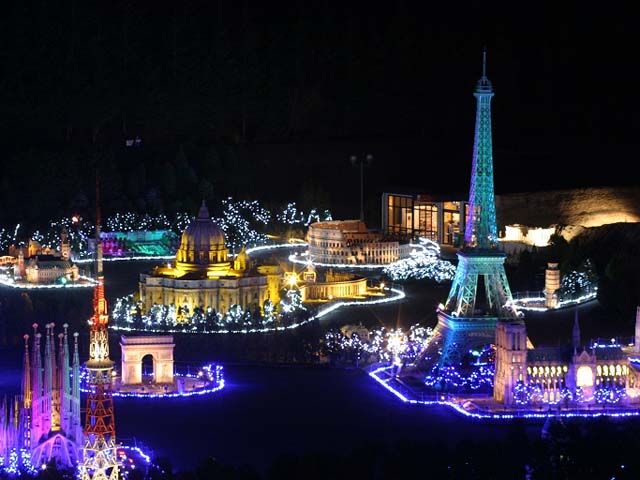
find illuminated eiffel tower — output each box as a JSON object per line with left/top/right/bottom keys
{"left": 428, "top": 49, "right": 520, "bottom": 367}
{"left": 79, "top": 180, "right": 120, "bottom": 480}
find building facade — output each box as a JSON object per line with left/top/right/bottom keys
{"left": 13, "top": 229, "right": 79, "bottom": 284}
{"left": 494, "top": 312, "right": 640, "bottom": 406}
{"left": 0, "top": 324, "right": 82, "bottom": 469}
{"left": 101, "top": 230, "right": 179, "bottom": 257}
{"left": 382, "top": 193, "right": 468, "bottom": 246}
{"left": 298, "top": 268, "right": 368, "bottom": 301}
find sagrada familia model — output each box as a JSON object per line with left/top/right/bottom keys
{"left": 1, "top": 186, "right": 120, "bottom": 477}
{"left": 0, "top": 324, "right": 83, "bottom": 468}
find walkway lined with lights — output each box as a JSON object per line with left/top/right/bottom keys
{"left": 0, "top": 273, "right": 97, "bottom": 289}
{"left": 80, "top": 364, "right": 225, "bottom": 399}
{"left": 112, "top": 286, "right": 406, "bottom": 335}
{"left": 368, "top": 365, "right": 640, "bottom": 420}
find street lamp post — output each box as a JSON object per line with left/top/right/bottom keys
{"left": 350, "top": 154, "right": 373, "bottom": 222}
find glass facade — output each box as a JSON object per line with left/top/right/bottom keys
{"left": 384, "top": 193, "right": 467, "bottom": 245}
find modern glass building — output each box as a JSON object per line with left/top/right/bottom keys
{"left": 381, "top": 193, "right": 468, "bottom": 246}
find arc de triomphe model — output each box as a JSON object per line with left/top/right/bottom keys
{"left": 120, "top": 335, "right": 175, "bottom": 384}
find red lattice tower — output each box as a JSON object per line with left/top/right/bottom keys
{"left": 79, "top": 179, "right": 119, "bottom": 480}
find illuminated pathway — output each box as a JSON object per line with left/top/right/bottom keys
{"left": 368, "top": 365, "right": 640, "bottom": 420}
{"left": 111, "top": 286, "right": 405, "bottom": 335}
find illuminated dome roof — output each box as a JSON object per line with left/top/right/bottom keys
{"left": 175, "top": 202, "right": 230, "bottom": 275}
{"left": 184, "top": 202, "right": 225, "bottom": 251}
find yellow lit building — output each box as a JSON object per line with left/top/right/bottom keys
{"left": 298, "top": 267, "right": 368, "bottom": 302}
{"left": 138, "top": 202, "right": 281, "bottom": 316}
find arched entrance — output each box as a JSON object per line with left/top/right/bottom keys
{"left": 141, "top": 353, "right": 154, "bottom": 381}
{"left": 120, "top": 335, "right": 175, "bottom": 385}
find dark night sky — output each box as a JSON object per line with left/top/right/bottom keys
{"left": 1, "top": 2, "right": 638, "bottom": 223}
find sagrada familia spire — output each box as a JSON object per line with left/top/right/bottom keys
{"left": 0, "top": 323, "right": 82, "bottom": 469}
{"left": 78, "top": 178, "right": 120, "bottom": 480}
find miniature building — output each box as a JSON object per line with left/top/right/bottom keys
{"left": 120, "top": 335, "right": 175, "bottom": 385}
{"left": 307, "top": 220, "right": 414, "bottom": 265}
{"left": 382, "top": 193, "right": 468, "bottom": 246}
{"left": 544, "top": 263, "right": 561, "bottom": 308}
{"left": 493, "top": 312, "right": 639, "bottom": 406}
{"left": 25, "top": 256, "right": 79, "bottom": 284}
{"left": 494, "top": 321, "right": 527, "bottom": 404}
{"left": 298, "top": 269, "right": 368, "bottom": 301}
{"left": 0, "top": 324, "right": 82, "bottom": 468}
{"left": 139, "top": 202, "right": 281, "bottom": 318}
{"left": 14, "top": 229, "right": 80, "bottom": 284}
{"left": 101, "top": 230, "right": 179, "bottom": 257}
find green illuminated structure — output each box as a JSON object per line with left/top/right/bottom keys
{"left": 429, "top": 49, "right": 520, "bottom": 367}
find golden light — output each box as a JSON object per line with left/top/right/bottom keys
{"left": 576, "top": 365, "right": 594, "bottom": 387}
{"left": 379, "top": 282, "right": 385, "bottom": 290}
{"left": 388, "top": 335, "right": 400, "bottom": 351}
{"left": 285, "top": 273, "right": 298, "bottom": 287}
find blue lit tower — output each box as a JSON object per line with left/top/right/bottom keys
{"left": 430, "top": 49, "right": 519, "bottom": 366}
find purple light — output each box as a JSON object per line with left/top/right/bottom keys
{"left": 79, "top": 364, "right": 225, "bottom": 399}
{"left": 369, "top": 366, "right": 640, "bottom": 420}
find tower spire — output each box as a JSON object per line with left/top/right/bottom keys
{"left": 476, "top": 46, "right": 493, "bottom": 92}
{"left": 95, "top": 174, "right": 103, "bottom": 279}
{"left": 80, "top": 175, "right": 119, "bottom": 480}
{"left": 572, "top": 309, "right": 581, "bottom": 353}
{"left": 482, "top": 46, "right": 487, "bottom": 77}
{"left": 466, "top": 47, "right": 496, "bottom": 249}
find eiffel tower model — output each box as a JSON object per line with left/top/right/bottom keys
{"left": 426, "top": 49, "right": 520, "bottom": 367}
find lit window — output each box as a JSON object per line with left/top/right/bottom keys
{"left": 577, "top": 366, "right": 594, "bottom": 387}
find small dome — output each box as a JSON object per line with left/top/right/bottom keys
{"left": 175, "top": 202, "right": 229, "bottom": 273}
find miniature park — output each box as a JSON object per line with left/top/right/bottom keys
{"left": 1, "top": 56, "right": 640, "bottom": 479}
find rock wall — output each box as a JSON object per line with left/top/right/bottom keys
{"left": 495, "top": 186, "right": 640, "bottom": 232}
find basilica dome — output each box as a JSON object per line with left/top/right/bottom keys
{"left": 175, "top": 202, "right": 230, "bottom": 275}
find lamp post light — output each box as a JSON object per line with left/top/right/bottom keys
{"left": 350, "top": 154, "right": 373, "bottom": 222}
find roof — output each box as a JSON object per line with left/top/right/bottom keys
{"left": 527, "top": 346, "right": 572, "bottom": 363}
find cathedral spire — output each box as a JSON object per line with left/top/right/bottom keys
{"left": 572, "top": 309, "right": 581, "bottom": 354}
{"left": 31, "top": 325, "right": 42, "bottom": 443}
{"left": 72, "top": 332, "right": 81, "bottom": 436}
{"left": 21, "top": 335, "right": 31, "bottom": 410}
{"left": 635, "top": 306, "right": 640, "bottom": 353}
